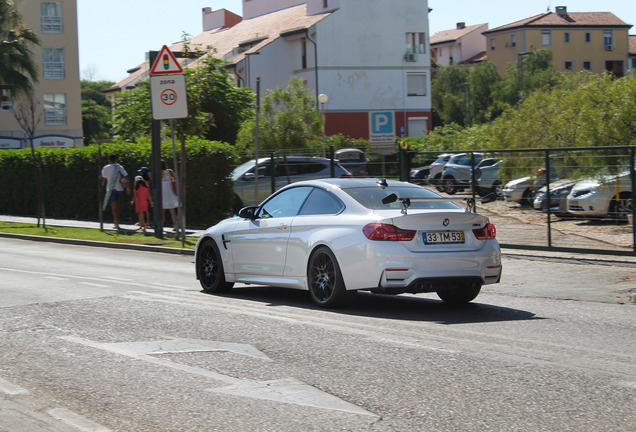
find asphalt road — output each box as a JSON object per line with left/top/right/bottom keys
{"left": 1, "top": 238, "right": 635, "bottom": 431}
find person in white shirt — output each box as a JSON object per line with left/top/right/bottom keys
{"left": 101, "top": 153, "right": 130, "bottom": 229}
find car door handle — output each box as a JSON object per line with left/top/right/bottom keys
{"left": 278, "top": 223, "right": 288, "bottom": 230}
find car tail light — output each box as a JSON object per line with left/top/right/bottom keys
{"left": 472, "top": 223, "right": 496, "bottom": 240}
{"left": 340, "top": 173, "right": 353, "bottom": 178}
{"left": 363, "top": 223, "right": 416, "bottom": 241}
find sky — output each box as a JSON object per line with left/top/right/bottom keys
{"left": 77, "top": 0, "right": 636, "bottom": 83}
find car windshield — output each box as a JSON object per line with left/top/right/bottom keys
{"left": 342, "top": 186, "right": 460, "bottom": 210}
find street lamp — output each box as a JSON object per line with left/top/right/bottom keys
{"left": 318, "top": 93, "right": 328, "bottom": 158}
{"left": 457, "top": 83, "right": 470, "bottom": 127}
{"left": 517, "top": 51, "right": 532, "bottom": 100}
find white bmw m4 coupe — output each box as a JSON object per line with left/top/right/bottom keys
{"left": 196, "top": 178, "right": 501, "bottom": 308}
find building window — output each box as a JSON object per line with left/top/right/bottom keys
{"left": 323, "top": 0, "right": 328, "bottom": 7}
{"left": 405, "top": 32, "right": 425, "bottom": 54}
{"left": 603, "top": 30, "right": 613, "bottom": 47}
{"left": 564, "top": 32, "right": 570, "bottom": 43}
{"left": 541, "top": 31, "right": 551, "bottom": 46}
{"left": 511, "top": 34, "right": 516, "bottom": 48}
{"left": 41, "top": 2, "right": 63, "bottom": 33}
{"left": 583, "top": 61, "right": 591, "bottom": 71}
{"left": 490, "top": 37, "right": 495, "bottom": 51}
{"left": 301, "top": 39, "right": 307, "bottom": 69}
{"left": 43, "top": 48, "right": 65, "bottom": 79}
{"left": 564, "top": 61, "right": 573, "bottom": 71}
{"left": 407, "top": 73, "right": 427, "bottom": 96}
{"left": 44, "top": 93, "right": 66, "bottom": 125}
{"left": 585, "top": 32, "right": 591, "bottom": 43}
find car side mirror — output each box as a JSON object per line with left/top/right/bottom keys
{"left": 243, "top": 173, "right": 255, "bottom": 181}
{"left": 237, "top": 206, "right": 259, "bottom": 219}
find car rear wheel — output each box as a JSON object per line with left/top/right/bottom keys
{"left": 436, "top": 281, "right": 481, "bottom": 304}
{"left": 442, "top": 177, "right": 458, "bottom": 195}
{"left": 521, "top": 189, "right": 533, "bottom": 206}
{"left": 308, "top": 247, "right": 356, "bottom": 308}
{"left": 197, "top": 239, "right": 234, "bottom": 293}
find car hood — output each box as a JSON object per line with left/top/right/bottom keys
{"left": 536, "top": 179, "right": 575, "bottom": 193}
{"left": 505, "top": 177, "right": 531, "bottom": 188}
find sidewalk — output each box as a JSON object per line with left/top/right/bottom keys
{"left": 2, "top": 214, "right": 636, "bottom": 265}
{"left": 0, "top": 214, "right": 206, "bottom": 238}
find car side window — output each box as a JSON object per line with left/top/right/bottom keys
{"left": 298, "top": 188, "right": 344, "bottom": 215}
{"left": 258, "top": 187, "right": 313, "bottom": 219}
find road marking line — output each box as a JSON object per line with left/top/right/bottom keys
{"left": 59, "top": 335, "right": 378, "bottom": 417}
{"left": 47, "top": 408, "right": 112, "bottom": 432}
{"left": 0, "top": 376, "right": 28, "bottom": 395}
{"left": 79, "top": 282, "right": 110, "bottom": 288}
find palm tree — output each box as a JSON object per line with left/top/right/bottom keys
{"left": 0, "top": 0, "right": 40, "bottom": 95}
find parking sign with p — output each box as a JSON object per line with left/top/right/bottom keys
{"left": 369, "top": 111, "right": 395, "bottom": 143}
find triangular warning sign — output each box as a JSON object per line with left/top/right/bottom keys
{"left": 150, "top": 45, "right": 183, "bottom": 75}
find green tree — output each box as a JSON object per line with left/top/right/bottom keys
{"left": 467, "top": 61, "right": 500, "bottom": 124}
{"left": 0, "top": 0, "right": 40, "bottom": 95}
{"left": 111, "top": 56, "right": 253, "bottom": 144}
{"left": 110, "top": 81, "right": 152, "bottom": 141}
{"left": 431, "top": 64, "right": 470, "bottom": 126}
{"left": 236, "top": 77, "right": 323, "bottom": 154}
{"left": 81, "top": 80, "right": 114, "bottom": 144}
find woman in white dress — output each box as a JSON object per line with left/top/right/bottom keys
{"left": 161, "top": 159, "right": 178, "bottom": 231}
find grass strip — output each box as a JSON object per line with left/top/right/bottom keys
{"left": 0, "top": 221, "right": 197, "bottom": 250}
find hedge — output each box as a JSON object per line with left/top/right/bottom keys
{"left": 0, "top": 138, "right": 240, "bottom": 228}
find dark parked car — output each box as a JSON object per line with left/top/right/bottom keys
{"left": 335, "top": 148, "right": 368, "bottom": 177}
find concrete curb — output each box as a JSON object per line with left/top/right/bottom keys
{"left": 0, "top": 232, "right": 195, "bottom": 255}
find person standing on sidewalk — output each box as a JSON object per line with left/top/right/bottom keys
{"left": 101, "top": 153, "right": 130, "bottom": 230}
{"left": 130, "top": 175, "right": 153, "bottom": 232}
{"left": 160, "top": 159, "right": 178, "bottom": 231}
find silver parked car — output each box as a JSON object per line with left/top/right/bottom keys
{"left": 232, "top": 156, "right": 352, "bottom": 209}
{"left": 439, "top": 153, "right": 484, "bottom": 195}
{"left": 567, "top": 171, "right": 633, "bottom": 221}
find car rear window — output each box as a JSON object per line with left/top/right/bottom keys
{"left": 342, "top": 186, "right": 460, "bottom": 210}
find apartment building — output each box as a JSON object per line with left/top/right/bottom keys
{"left": 108, "top": 0, "right": 432, "bottom": 139}
{"left": 430, "top": 22, "right": 488, "bottom": 67}
{"left": 482, "top": 6, "right": 632, "bottom": 76}
{"left": 0, "top": 0, "right": 83, "bottom": 149}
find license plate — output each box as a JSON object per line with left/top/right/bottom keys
{"left": 423, "top": 231, "right": 465, "bottom": 244}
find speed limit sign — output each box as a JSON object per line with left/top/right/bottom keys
{"left": 150, "top": 74, "right": 188, "bottom": 120}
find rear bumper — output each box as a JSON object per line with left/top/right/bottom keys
{"left": 338, "top": 240, "right": 502, "bottom": 291}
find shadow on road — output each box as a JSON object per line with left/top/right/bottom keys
{"left": 201, "top": 286, "right": 539, "bottom": 325}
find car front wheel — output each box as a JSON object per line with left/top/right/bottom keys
{"left": 609, "top": 193, "right": 633, "bottom": 222}
{"left": 436, "top": 281, "right": 481, "bottom": 304}
{"left": 197, "top": 239, "right": 234, "bottom": 293}
{"left": 307, "top": 247, "right": 356, "bottom": 308}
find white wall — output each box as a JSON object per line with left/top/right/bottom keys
{"left": 243, "top": 0, "right": 305, "bottom": 19}
{"left": 314, "top": 0, "right": 431, "bottom": 112}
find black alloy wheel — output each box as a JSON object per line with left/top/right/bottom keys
{"left": 197, "top": 239, "right": 234, "bottom": 293}
{"left": 307, "top": 247, "right": 356, "bottom": 308}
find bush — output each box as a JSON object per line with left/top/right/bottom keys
{"left": 0, "top": 138, "right": 239, "bottom": 227}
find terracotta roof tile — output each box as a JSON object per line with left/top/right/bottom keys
{"left": 430, "top": 23, "right": 487, "bottom": 45}
{"left": 109, "top": 4, "right": 331, "bottom": 91}
{"left": 485, "top": 11, "right": 630, "bottom": 34}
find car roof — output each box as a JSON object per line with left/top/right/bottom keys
{"left": 289, "top": 178, "right": 420, "bottom": 189}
